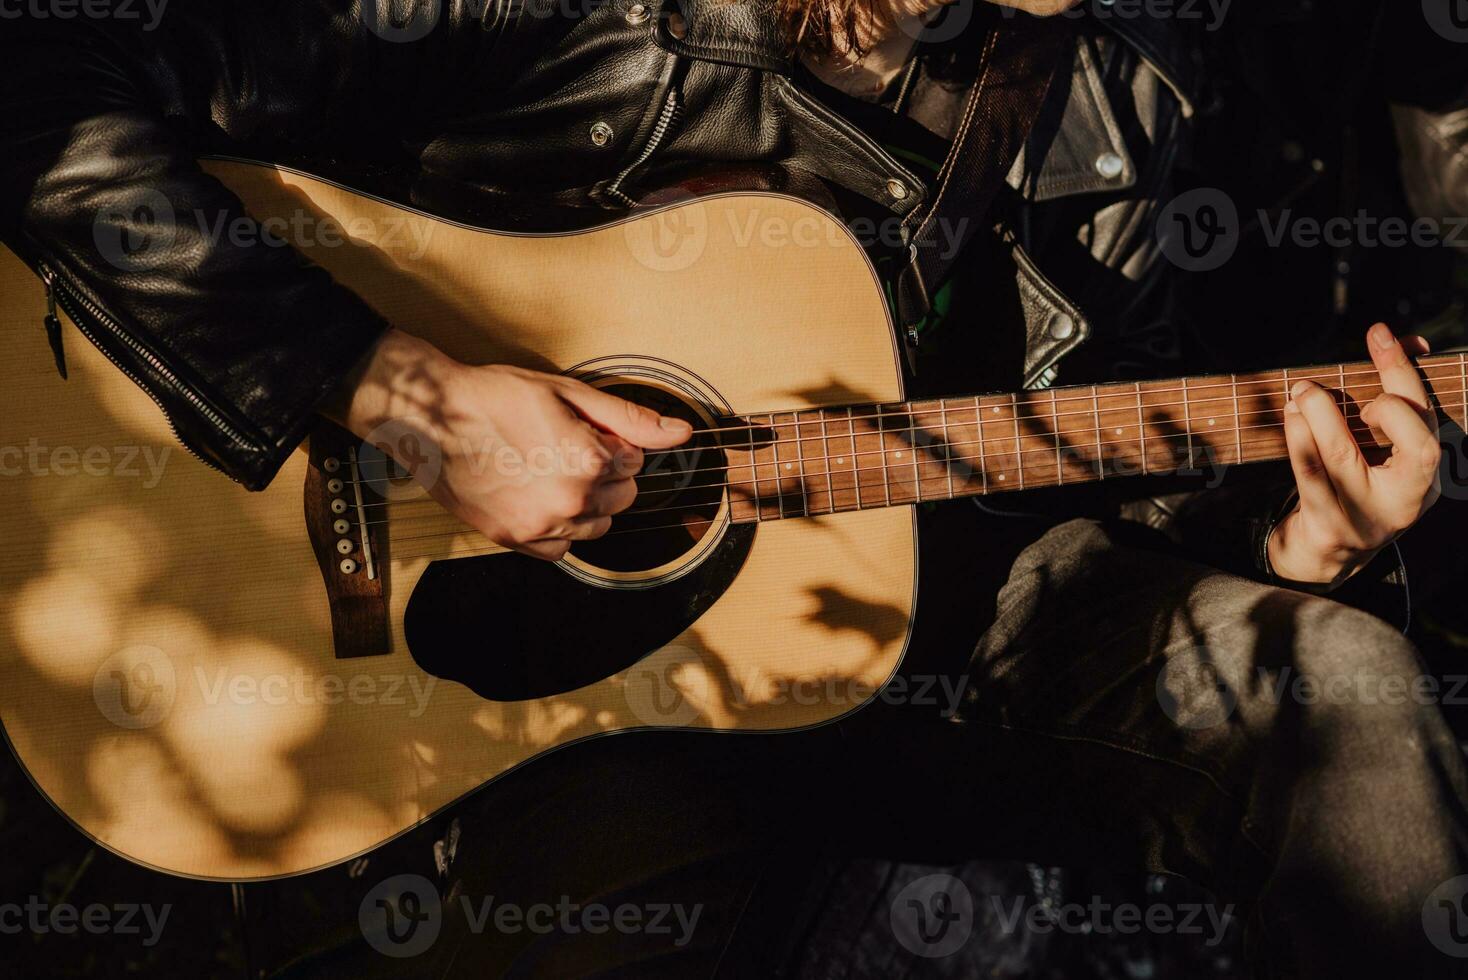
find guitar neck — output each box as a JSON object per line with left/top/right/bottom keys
{"left": 722, "top": 353, "right": 1468, "bottom": 523}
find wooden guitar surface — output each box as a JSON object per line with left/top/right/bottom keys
{"left": 0, "top": 162, "right": 916, "bottom": 880}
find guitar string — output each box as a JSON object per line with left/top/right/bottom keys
{"left": 344, "top": 387, "right": 1460, "bottom": 505}
{"left": 351, "top": 398, "right": 1463, "bottom": 547}
{"left": 331, "top": 361, "right": 1465, "bottom": 472}
{"left": 610, "top": 360, "right": 1465, "bottom": 439}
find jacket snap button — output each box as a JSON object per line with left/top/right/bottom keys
{"left": 1048, "top": 312, "right": 1076, "bottom": 341}
{"left": 625, "top": 3, "right": 650, "bottom": 25}
{"left": 589, "top": 121, "right": 614, "bottom": 147}
{"left": 886, "top": 179, "right": 909, "bottom": 201}
{"left": 1095, "top": 153, "right": 1124, "bottom": 180}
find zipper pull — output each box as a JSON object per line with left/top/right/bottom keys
{"left": 40, "top": 268, "right": 68, "bottom": 380}
{"left": 903, "top": 322, "right": 921, "bottom": 376}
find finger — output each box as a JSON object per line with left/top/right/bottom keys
{"left": 594, "top": 430, "right": 645, "bottom": 480}
{"left": 1366, "top": 394, "right": 1443, "bottom": 489}
{"left": 586, "top": 477, "right": 638, "bottom": 517}
{"left": 511, "top": 538, "right": 571, "bottom": 561}
{"left": 1402, "top": 335, "right": 1431, "bottom": 357}
{"left": 561, "top": 516, "right": 614, "bottom": 541}
{"left": 560, "top": 381, "right": 692, "bottom": 449}
{"left": 1283, "top": 395, "right": 1345, "bottom": 519}
{"left": 1367, "top": 324, "right": 1436, "bottom": 433}
{"left": 1290, "top": 380, "right": 1370, "bottom": 496}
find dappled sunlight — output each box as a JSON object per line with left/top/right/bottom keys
{"left": 45, "top": 505, "right": 168, "bottom": 597}
{"left": 165, "top": 638, "right": 329, "bottom": 757}
{"left": 0, "top": 173, "right": 919, "bottom": 881}
{"left": 11, "top": 570, "right": 123, "bottom": 685}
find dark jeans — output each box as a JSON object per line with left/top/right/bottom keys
{"left": 323, "top": 513, "right": 1468, "bottom": 979}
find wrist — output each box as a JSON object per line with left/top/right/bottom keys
{"left": 1266, "top": 510, "right": 1377, "bottom": 589}
{"left": 325, "top": 328, "right": 459, "bottom": 442}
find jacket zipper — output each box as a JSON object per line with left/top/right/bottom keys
{"left": 606, "top": 90, "right": 682, "bottom": 207}
{"left": 38, "top": 260, "right": 250, "bottom": 479}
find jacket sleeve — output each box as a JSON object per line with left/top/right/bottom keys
{"left": 0, "top": 10, "right": 397, "bottom": 490}
{"left": 1383, "top": 5, "right": 1468, "bottom": 231}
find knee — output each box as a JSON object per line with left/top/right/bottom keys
{"left": 1273, "top": 600, "right": 1440, "bottom": 753}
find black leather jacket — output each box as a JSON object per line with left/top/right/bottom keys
{"left": 0, "top": 1, "right": 1206, "bottom": 489}
{"left": 1, "top": 3, "right": 1463, "bottom": 617}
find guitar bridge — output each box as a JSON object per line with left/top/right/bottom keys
{"left": 305, "top": 421, "right": 391, "bottom": 658}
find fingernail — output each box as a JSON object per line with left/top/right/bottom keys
{"left": 660, "top": 416, "right": 691, "bottom": 431}
{"left": 1290, "top": 380, "right": 1312, "bottom": 401}
{"left": 1370, "top": 323, "right": 1395, "bottom": 350}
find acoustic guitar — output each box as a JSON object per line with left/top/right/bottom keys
{"left": 1, "top": 160, "right": 1462, "bottom": 881}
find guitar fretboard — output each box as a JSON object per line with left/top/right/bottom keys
{"left": 721, "top": 353, "right": 1468, "bottom": 523}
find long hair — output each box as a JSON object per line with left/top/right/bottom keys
{"left": 772, "top": 0, "right": 903, "bottom": 58}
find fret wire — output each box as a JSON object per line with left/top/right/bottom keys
{"left": 1011, "top": 392, "right": 1025, "bottom": 489}
{"left": 769, "top": 412, "right": 786, "bottom": 520}
{"left": 1135, "top": 381, "right": 1147, "bottom": 476}
{"left": 877, "top": 404, "right": 892, "bottom": 507}
{"left": 1231, "top": 373, "right": 1242, "bottom": 465}
{"left": 1181, "top": 376, "right": 1194, "bottom": 471}
{"left": 746, "top": 409, "right": 762, "bottom": 523}
{"left": 1090, "top": 384, "right": 1105, "bottom": 480}
{"left": 975, "top": 395, "right": 988, "bottom": 494}
{"left": 940, "top": 400, "right": 954, "bottom": 501}
{"left": 820, "top": 408, "right": 836, "bottom": 516}
{"left": 909, "top": 408, "right": 922, "bottom": 503}
{"left": 1460, "top": 354, "right": 1466, "bottom": 430}
{"left": 793, "top": 410, "right": 809, "bottom": 518}
{"left": 1051, "top": 388, "right": 1063, "bottom": 485}
{"left": 846, "top": 407, "right": 860, "bottom": 512}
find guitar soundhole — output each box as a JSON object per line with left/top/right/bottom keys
{"left": 568, "top": 382, "right": 726, "bottom": 575}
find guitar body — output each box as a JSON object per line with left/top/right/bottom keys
{"left": 0, "top": 162, "right": 915, "bottom": 880}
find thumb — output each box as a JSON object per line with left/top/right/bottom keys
{"left": 560, "top": 381, "right": 692, "bottom": 449}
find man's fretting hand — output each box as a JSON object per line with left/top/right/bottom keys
{"left": 330, "top": 329, "right": 692, "bottom": 560}
{"left": 1270, "top": 324, "right": 1442, "bottom": 587}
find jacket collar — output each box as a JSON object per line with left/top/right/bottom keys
{"left": 658, "top": 0, "right": 793, "bottom": 74}
{"left": 664, "top": 1, "right": 1199, "bottom": 115}
{"left": 1104, "top": 12, "right": 1200, "bottom": 117}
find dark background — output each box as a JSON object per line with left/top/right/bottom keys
{"left": 4, "top": 3, "right": 1468, "bottom": 978}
